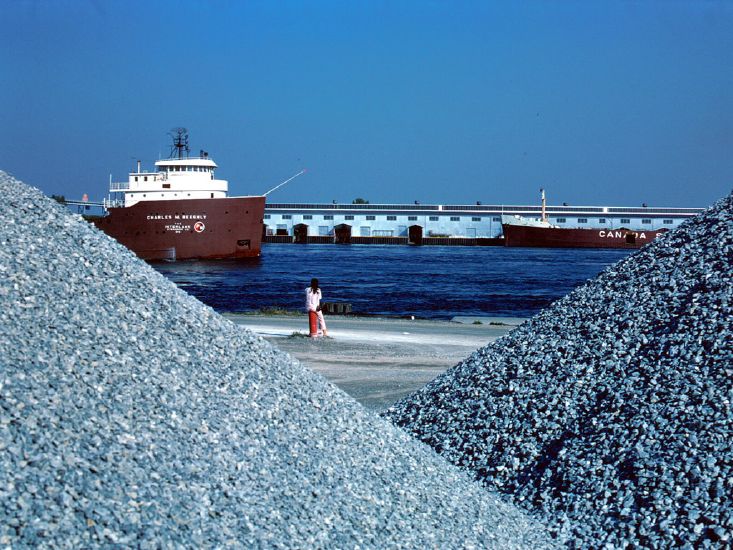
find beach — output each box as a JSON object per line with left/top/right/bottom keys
{"left": 224, "top": 313, "right": 525, "bottom": 410}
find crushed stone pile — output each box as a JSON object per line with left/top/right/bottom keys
{"left": 0, "top": 171, "right": 554, "bottom": 548}
{"left": 387, "top": 193, "right": 733, "bottom": 548}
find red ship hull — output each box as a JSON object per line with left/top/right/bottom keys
{"left": 93, "top": 196, "right": 265, "bottom": 260}
{"left": 502, "top": 224, "right": 667, "bottom": 249}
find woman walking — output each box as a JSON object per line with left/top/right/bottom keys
{"left": 305, "top": 278, "right": 328, "bottom": 337}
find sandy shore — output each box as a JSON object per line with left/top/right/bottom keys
{"left": 224, "top": 313, "right": 524, "bottom": 411}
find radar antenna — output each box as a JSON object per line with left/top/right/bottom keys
{"left": 169, "top": 127, "right": 190, "bottom": 159}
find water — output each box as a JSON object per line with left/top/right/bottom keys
{"left": 152, "top": 244, "right": 633, "bottom": 320}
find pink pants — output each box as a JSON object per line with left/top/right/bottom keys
{"left": 308, "top": 311, "right": 318, "bottom": 336}
{"left": 309, "top": 310, "right": 327, "bottom": 337}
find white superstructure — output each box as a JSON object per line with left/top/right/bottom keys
{"left": 107, "top": 155, "right": 228, "bottom": 208}
{"left": 501, "top": 214, "right": 558, "bottom": 229}
{"left": 105, "top": 129, "right": 229, "bottom": 208}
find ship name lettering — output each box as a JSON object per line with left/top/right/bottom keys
{"left": 147, "top": 214, "right": 174, "bottom": 220}
{"left": 598, "top": 230, "right": 648, "bottom": 239}
{"left": 598, "top": 230, "right": 625, "bottom": 238}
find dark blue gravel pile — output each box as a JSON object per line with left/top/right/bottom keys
{"left": 0, "top": 172, "right": 554, "bottom": 548}
{"left": 387, "top": 193, "right": 733, "bottom": 548}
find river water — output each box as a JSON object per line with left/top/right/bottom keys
{"left": 152, "top": 244, "right": 633, "bottom": 319}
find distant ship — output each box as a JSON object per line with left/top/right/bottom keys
{"left": 93, "top": 129, "right": 265, "bottom": 261}
{"left": 501, "top": 189, "right": 668, "bottom": 248}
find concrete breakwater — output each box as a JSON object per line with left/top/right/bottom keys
{"left": 0, "top": 172, "right": 552, "bottom": 547}
{"left": 387, "top": 192, "right": 733, "bottom": 547}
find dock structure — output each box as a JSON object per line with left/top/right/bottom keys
{"left": 263, "top": 202, "right": 703, "bottom": 244}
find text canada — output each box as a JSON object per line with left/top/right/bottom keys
{"left": 598, "top": 230, "right": 646, "bottom": 239}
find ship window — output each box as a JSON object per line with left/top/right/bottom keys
{"left": 264, "top": 214, "right": 271, "bottom": 219}
{"left": 429, "top": 216, "right": 439, "bottom": 221}
{"left": 143, "top": 194, "right": 146, "bottom": 197}
{"left": 578, "top": 218, "right": 588, "bottom": 224}
{"left": 599, "top": 218, "right": 606, "bottom": 223}
{"left": 135, "top": 176, "right": 138, "bottom": 182}
{"left": 663, "top": 219, "right": 673, "bottom": 225}
{"left": 366, "top": 215, "right": 376, "bottom": 220}
{"left": 210, "top": 193, "right": 214, "bottom": 198}
{"left": 409, "top": 216, "right": 418, "bottom": 221}
{"left": 642, "top": 218, "right": 651, "bottom": 224}
{"left": 450, "top": 216, "right": 460, "bottom": 221}
{"left": 621, "top": 218, "right": 630, "bottom": 224}
{"left": 471, "top": 217, "right": 481, "bottom": 222}
{"left": 345, "top": 215, "right": 354, "bottom": 220}
{"left": 324, "top": 215, "right": 334, "bottom": 220}
{"left": 492, "top": 217, "right": 501, "bottom": 222}
{"left": 282, "top": 214, "right": 292, "bottom": 219}
{"left": 187, "top": 193, "right": 191, "bottom": 196}
{"left": 318, "top": 226, "right": 330, "bottom": 236}
{"left": 163, "top": 183, "right": 171, "bottom": 189}
{"left": 556, "top": 218, "right": 566, "bottom": 223}
{"left": 387, "top": 216, "right": 397, "bottom": 221}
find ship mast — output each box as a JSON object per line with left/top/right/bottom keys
{"left": 540, "top": 188, "right": 547, "bottom": 223}
{"left": 169, "top": 127, "right": 190, "bottom": 159}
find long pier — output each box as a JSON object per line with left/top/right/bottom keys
{"left": 263, "top": 235, "right": 504, "bottom": 246}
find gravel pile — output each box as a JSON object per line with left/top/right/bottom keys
{"left": 0, "top": 171, "right": 554, "bottom": 548}
{"left": 386, "top": 193, "right": 733, "bottom": 547}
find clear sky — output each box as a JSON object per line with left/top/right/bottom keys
{"left": 1, "top": 0, "right": 731, "bottom": 207}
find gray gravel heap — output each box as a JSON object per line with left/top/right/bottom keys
{"left": 386, "top": 193, "right": 733, "bottom": 548}
{"left": 0, "top": 171, "right": 554, "bottom": 548}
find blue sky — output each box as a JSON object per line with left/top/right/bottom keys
{"left": 1, "top": 0, "right": 731, "bottom": 207}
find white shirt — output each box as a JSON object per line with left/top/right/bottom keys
{"left": 305, "top": 287, "right": 321, "bottom": 312}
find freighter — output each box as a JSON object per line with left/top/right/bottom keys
{"left": 501, "top": 189, "right": 667, "bottom": 248}
{"left": 93, "top": 129, "right": 265, "bottom": 261}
